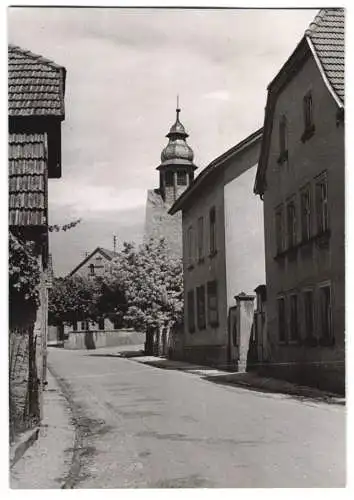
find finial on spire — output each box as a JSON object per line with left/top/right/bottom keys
{"left": 176, "top": 94, "right": 180, "bottom": 120}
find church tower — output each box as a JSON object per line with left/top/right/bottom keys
{"left": 158, "top": 101, "right": 197, "bottom": 205}
{"left": 144, "top": 101, "right": 198, "bottom": 257}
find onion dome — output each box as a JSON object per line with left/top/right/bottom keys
{"left": 159, "top": 106, "right": 196, "bottom": 168}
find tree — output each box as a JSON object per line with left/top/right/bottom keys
{"left": 108, "top": 239, "right": 183, "bottom": 350}
{"left": 48, "top": 274, "right": 127, "bottom": 328}
{"left": 48, "top": 275, "right": 102, "bottom": 326}
{"left": 9, "top": 231, "right": 41, "bottom": 328}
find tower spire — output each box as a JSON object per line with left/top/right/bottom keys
{"left": 176, "top": 94, "right": 180, "bottom": 120}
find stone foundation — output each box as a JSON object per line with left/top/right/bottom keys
{"left": 257, "top": 360, "right": 345, "bottom": 395}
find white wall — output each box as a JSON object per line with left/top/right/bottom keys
{"left": 224, "top": 164, "right": 266, "bottom": 309}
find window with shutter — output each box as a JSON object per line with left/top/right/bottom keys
{"left": 196, "top": 285, "right": 206, "bottom": 330}
{"left": 304, "top": 290, "right": 314, "bottom": 339}
{"left": 277, "top": 297, "right": 286, "bottom": 342}
{"left": 207, "top": 281, "right": 219, "bottom": 326}
{"left": 301, "top": 186, "right": 311, "bottom": 241}
{"left": 319, "top": 285, "right": 332, "bottom": 341}
{"left": 197, "top": 217, "right": 204, "bottom": 261}
{"left": 316, "top": 174, "right": 329, "bottom": 234}
{"left": 187, "top": 290, "right": 195, "bottom": 333}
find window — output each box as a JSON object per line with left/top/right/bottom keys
{"left": 187, "top": 226, "right": 194, "bottom": 267}
{"left": 319, "top": 285, "right": 332, "bottom": 341}
{"left": 197, "top": 217, "right": 204, "bottom": 261}
{"left": 177, "top": 171, "right": 187, "bottom": 186}
{"left": 81, "top": 321, "right": 88, "bottom": 331}
{"left": 304, "top": 290, "right": 314, "bottom": 339}
{"left": 89, "top": 263, "right": 95, "bottom": 276}
{"left": 286, "top": 199, "right": 297, "bottom": 248}
{"left": 289, "top": 294, "right": 299, "bottom": 341}
{"left": 196, "top": 285, "right": 206, "bottom": 330}
{"left": 165, "top": 171, "right": 174, "bottom": 186}
{"left": 98, "top": 318, "right": 105, "bottom": 331}
{"left": 278, "top": 115, "right": 288, "bottom": 162}
{"left": 207, "top": 281, "right": 219, "bottom": 326}
{"left": 277, "top": 297, "right": 286, "bottom": 342}
{"left": 275, "top": 205, "right": 284, "bottom": 254}
{"left": 303, "top": 91, "right": 314, "bottom": 131}
{"left": 301, "top": 186, "right": 311, "bottom": 242}
{"left": 72, "top": 321, "right": 77, "bottom": 332}
{"left": 316, "top": 174, "right": 329, "bottom": 234}
{"left": 187, "top": 290, "right": 195, "bottom": 333}
{"left": 209, "top": 207, "right": 217, "bottom": 255}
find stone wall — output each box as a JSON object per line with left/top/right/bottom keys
{"left": 64, "top": 329, "right": 145, "bottom": 350}
{"left": 144, "top": 189, "right": 182, "bottom": 258}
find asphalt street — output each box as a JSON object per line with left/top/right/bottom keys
{"left": 46, "top": 347, "right": 345, "bottom": 488}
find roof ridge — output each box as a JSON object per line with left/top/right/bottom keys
{"left": 8, "top": 44, "right": 65, "bottom": 71}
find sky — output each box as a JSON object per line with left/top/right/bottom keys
{"left": 7, "top": 6, "right": 318, "bottom": 276}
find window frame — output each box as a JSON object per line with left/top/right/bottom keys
{"left": 207, "top": 280, "right": 219, "bottom": 327}
{"left": 165, "top": 170, "right": 174, "bottom": 187}
{"left": 209, "top": 206, "right": 217, "bottom": 256}
{"left": 197, "top": 216, "right": 204, "bottom": 262}
{"left": 277, "top": 295, "right": 287, "bottom": 343}
{"left": 301, "top": 91, "right": 315, "bottom": 141}
{"left": 315, "top": 172, "right": 329, "bottom": 235}
{"left": 278, "top": 114, "right": 288, "bottom": 163}
{"left": 300, "top": 184, "right": 311, "bottom": 242}
{"left": 318, "top": 283, "right": 333, "bottom": 343}
{"left": 187, "top": 289, "right": 196, "bottom": 333}
{"left": 187, "top": 225, "right": 194, "bottom": 268}
{"left": 275, "top": 204, "right": 284, "bottom": 255}
{"left": 303, "top": 288, "right": 315, "bottom": 341}
{"left": 177, "top": 170, "right": 187, "bottom": 186}
{"left": 286, "top": 197, "right": 297, "bottom": 249}
{"left": 289, "top": 293, "right": 299, "bottom": 343}
{"left": 196, "top": 285, "right": 206, "bottom": 330}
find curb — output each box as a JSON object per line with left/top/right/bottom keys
{"left": 10, "top": 426, "right": 40, "bottom": 468}
{"left": 128, "top": 356, "right": 345, "bottom": 405}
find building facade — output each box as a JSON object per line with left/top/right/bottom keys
{"left": 144, "top": 105, "right": 198, "bottom": 257}
{"left": 254, "top": 9, "right": 345, "bottom": 393}
{"left": 170, "top": 129, "right": 265, "bottom": 369}
{"left": 8, "top": 44, "right": 66, "bottom": 420}
{"left": 69, "top": 246, "right": 117, "bottom": 279}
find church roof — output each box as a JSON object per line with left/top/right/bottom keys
{"left": 159, "top": 106, "right": 197, "bottom": 169}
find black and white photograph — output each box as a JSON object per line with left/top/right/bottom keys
{"left": 6, "top": 1, "right": 346, "bottom": 490}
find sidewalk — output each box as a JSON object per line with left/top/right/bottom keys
{"left": 104, "top": 348, "right": 345, "bottom": 406}
{"left": 10, "top": 368, "right": 75, "bottom": 489}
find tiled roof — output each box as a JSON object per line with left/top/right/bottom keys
{"left": 9, "top": 133, "right": 48, "bottom": 226}
{"left": 305, "top": 8, "right": 345, "bottom": 104}
{"left": 8, "top": 44, "right": 66, "bottom": 117}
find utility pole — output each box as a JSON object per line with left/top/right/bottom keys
{"left": 113, "top": 235, "right": 117, "bottom": 254}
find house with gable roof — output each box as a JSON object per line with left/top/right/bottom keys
{"left": 51, "top": 247, "right": 144, "bottom": 350}
{"left": 8, "top": 44, "right": 67, "bottom": 420}
{"left": 254, "top": 9, "right": 345, "bottom": 393}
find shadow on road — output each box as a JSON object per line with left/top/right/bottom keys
{"left": 87, "top": 350, "right": 146, "bottom": 359}
{"left": 203, "top": 374, "right": 345, "bottom": 406}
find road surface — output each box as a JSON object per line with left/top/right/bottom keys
{"left": 47, "top": 347, "right": 345, "bottom": 488}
